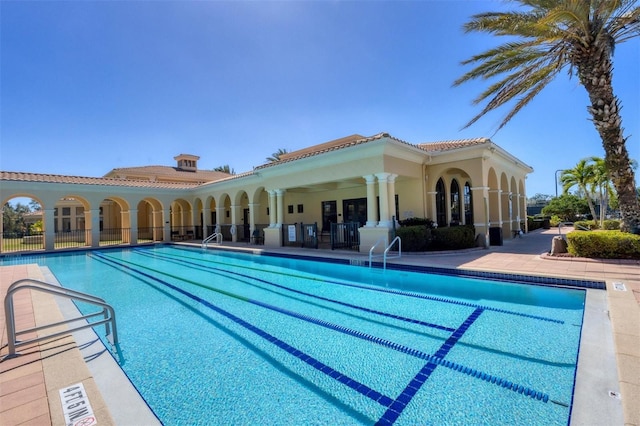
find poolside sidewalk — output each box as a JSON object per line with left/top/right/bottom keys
{"left": 1, "top": 228, "right": 638, "bottom": 425}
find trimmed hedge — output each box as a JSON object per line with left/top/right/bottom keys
{"left": 395, "top": 224, "right": 476, "bottom": 252}
{"left": 566, "top": 230, "right": 640, "bottom": 259}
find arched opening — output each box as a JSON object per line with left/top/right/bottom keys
{"left": 1, "top": 196, "right": 44, "bottom": 253}
{"left": 450, "top": 179, "right": 461, "bottom": 226}
{"left": 464, "top": 182, "right": 474, "bottom": 225}
{"left": 435, "top": 178, "right": 447, "bottom": 227}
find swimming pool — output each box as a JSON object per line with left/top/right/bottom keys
{"left": 3, "top": 246, "right": 587, "bottom": 425}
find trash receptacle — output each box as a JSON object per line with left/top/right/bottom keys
{"left": 489, "top": 227, "right": 503, "bottom": 246}
{"left": 542, "top": 218, "right": 550, "bottom": 229}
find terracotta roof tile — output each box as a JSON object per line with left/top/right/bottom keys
{"left": 0, "top": 171, "right": 203, "bottom": 189}
{"left": 105, "top": 165, "right": 230, "bottom": 182}
{"left": 256, "top": 132, "right": 414, "bottom": 169}
{"left": 417, "top": 138, "right": 490, "bottom": 152}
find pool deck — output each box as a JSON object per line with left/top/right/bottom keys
{"left": 1, "top": 228, "right": 638, "bottom": 425}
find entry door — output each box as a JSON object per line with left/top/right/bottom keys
{"left": 321, "top": 201, "right": 337, "bottom": 233}
{"left": 342, "top": 198, "right": 367, "bottom": 227}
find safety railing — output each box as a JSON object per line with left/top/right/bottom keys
{"left": 2, "top": 279, "right": 119, "bottom": 361}
{"left": 202, "top": 232, "right": 222, "bottom": 249}
{"left": 369, "top": 236, "right": 402, "bottom": 270}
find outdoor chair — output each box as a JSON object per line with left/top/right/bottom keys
{"left": 251, "top": 229, "right": 264, "bottom": 245}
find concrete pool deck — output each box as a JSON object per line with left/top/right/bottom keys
{"left": 1, "top": 228, "right": 638, "bottom": 425}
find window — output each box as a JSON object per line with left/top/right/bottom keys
{"left": 464, "top": 182, "right": 473, "bottom": 225}
{"left": 288, "top": 205, "right": 294, "bottom": 214}
{"left": 450, "top": 180, "right": 460, "bottom": 225}
{"left": 436, "top": 178, "right": 447, "bottom": 227}
{"left": 297, "top": 204, "right": 303, "bottom": 213}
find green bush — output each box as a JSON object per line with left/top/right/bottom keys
{"left": 602, "top": 219, "right": 621, "bottom": 230}
{"left": 395, "top": 225, "right": 432, "bottom": 251}
{"left": 549, "top": 215, "right": 563, "bottom": 227}
{"left": 395, "top": 224, "right": 476, "bottom": 251}
{"left": 573, "top": 220, "right": 599, "bottom": 230}
{"left": 566, "top": 230, "right": 640, "bottom": 259}
{"left": 399, "top": 217, "right": 435, "bottom": 228}
{"left": 431, "top": 225, "right": 476, "bottom": 250}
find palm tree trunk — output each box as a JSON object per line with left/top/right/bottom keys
{"left": 578, "top": 52, "right": 640, "bottom": 232}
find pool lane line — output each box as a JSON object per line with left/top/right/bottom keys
{"left": 93, "top": 252, "right": 554, "bottom": 407}
{"left": 377, "top": 308, "right": 483, "bottom": 425}
{"left": 90, "top": 252, "right": 396, "bottom": 410}
{"left": 153, "top": 247, "right": 564, "bottom": 325}
{"left": 133, "top": 249, "right": 456, "bottom": 333}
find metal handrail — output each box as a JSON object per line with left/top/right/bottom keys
{"left": 369, "top": 237, "right": 387, "bottom": 268}
{"left": 2, "top": 279, "right": 119, "bottom": 360}
{"left": 202, "top": 232, "right": 222, "bottom": 249}
{"left": 368, "top": 236, "right": 402, "bottom": 269}
{"left": 383, "top": 236, "right": 402, "bottom": 270}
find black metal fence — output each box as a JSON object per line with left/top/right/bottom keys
{"left": 330, "top": 222, "right": 360, "bottom": 251}
{"left": 281, "top": 222, "right": 318, "bottom": 249}
{"left": 1, "top": 231, "right": 45, "bottom": 252}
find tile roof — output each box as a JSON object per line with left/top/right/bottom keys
{"left": 105, "top": 165, "right": 230, "bottom": 182}
{"left": 0, "top": 171, "right": 203, "bottom": 189}
{"left": 256, "top": 133, "right": 414, "bottom": 169}
{"left": 416, "top": 138, "right": 490, "bottom": 152}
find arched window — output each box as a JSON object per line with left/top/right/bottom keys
{"left": 450, "top": 180, "right": 460, "bottom": 225}
{"left": 435, "top": 178, "right": 447, "bottom": 227}
{"left": 464, "top": 182, "right": 473, "bottom": 225}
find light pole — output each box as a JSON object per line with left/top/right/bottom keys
{"left": 555, "top": 169, "right": 564, "bottom": 198}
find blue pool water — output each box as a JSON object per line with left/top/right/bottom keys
{"left": 2, "top": 246, "right": 586, "bottom": 425}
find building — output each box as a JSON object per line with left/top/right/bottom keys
{"left": 0, "top": 132, "right": 532, "bottom": 253}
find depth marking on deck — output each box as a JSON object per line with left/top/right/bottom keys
{"left": 59, "top": 382, "right": 96, "bottom": 426}
{"left": 612, "top": 282, "right": 627, "bottom": 291}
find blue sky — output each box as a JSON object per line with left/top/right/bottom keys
{"left": 1, "top": 0, "right": 638, "bottom": 200}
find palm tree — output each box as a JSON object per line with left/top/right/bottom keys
{"left": 213, "top": 165, "right": 235, "bottom": 174}
{"left": 589, "top": 156, "right": 615, "bottom": 226}
{"left": 561, "top": 159, "right": 598, "bottom": 221}
{"left": 266, "top": 148, "right": 288, "bottom": 163}
{"left": 454, "top": 0, "right": 640, "bottom": 232}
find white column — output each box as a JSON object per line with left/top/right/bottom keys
{"left": 44, "top": 208, "right": 56, "bottom": 251}
{"left": 375, "top": 172, "right": 391, "bottom": 227}
{"left": 268, "top": 190, "right": 277, "bottom": 228}
{"left": 276, "top": 189, "right": 285, "bottom": 228}
{"left": 230, "top": 204, "right": 239, "bottom": 242}
{"left": 248, "top": 203, "right": 258, "bottom": 232}
{"left": 202, "top": 206, "right": 211, "bottom": 238}
{"left": 364, "top": 175, "right": 377, "bottom": 227}
{"left": 90, "top": 208, "right": 101, "bottom": 248}
{"left": 387, "top": 173, "right": 398, "bottom": 223}
{"left": 163, "top": 208, "right": 171, "bottom": 242}
{"left": 129, "top": 209, "right": 138, "bottom": 245}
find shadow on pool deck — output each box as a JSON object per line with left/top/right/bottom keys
{"left": 1, "top": 227, "right": 638, "bottom": 425}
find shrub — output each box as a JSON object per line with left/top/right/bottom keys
{"left": 573, "top": 220, "right": 599, "bottom": 231}
{"left": 395, "top": 225, "right": 432, "bottom": 251}
{"left": 399, "top": 217, "right": 435, "bottom": 228}
{"left": 602, "top": 219, "right": 621, "bottom": 230}
{"left": 431, "top": 225, "right": 476, "bottom": 250}
{"left": 566, "top": 230, "right": 640, "bottom": 259}
{"left": 549, "top": 215, "right": 563, "bottom": 227}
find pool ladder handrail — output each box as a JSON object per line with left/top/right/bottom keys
{"left": 369, "top": 236, "right": 402, "bottom": 270}
{"left": 2, "top": 278, "right": 119, "bottom": 361}
{"left": 202, "top": 232, "right": 222, "bottom": 249}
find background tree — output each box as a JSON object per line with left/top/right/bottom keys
{"left": 542, "top": 194, "right": 590, "bottom": 222}
{"left": 2, "top": 202, "right": 30, "bottom": 234}
{"left": 266, "top": 148, "right": 289, "bottom": 163}
{"left": 560, "top": 159, "right": 598, "bottom": 221}
{"left": 213, "top": 165, "right": 235, "bottom": 174}
{"left": 528, "top": 193, "right": 553, "bottom": 204}
{"left": 454, "top": 0, "right": 640, "bottom": 232}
